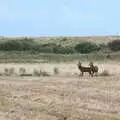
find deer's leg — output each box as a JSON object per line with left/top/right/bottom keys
{"left": 91, "top": 70, "right": 94, "bottom": 76}
{"left": 89, "top": 70, "right": 91, "bottom": 75}
{"left": 82, "top": 72, "right": 83, "bottom": 76}
{"left": 91, "top": 73, "right": 93, "bottom": 77}
{"left": 91, "top": 71, "right": 93, "bottom": 77}
{"left": 89, "top": 71, "right": 93, "bottom": 77}
{"left": 79, "top": 72, "right": 81, "bottom": 77}
{"left": 95, "top": 72, "right": 98, "bottom": 76}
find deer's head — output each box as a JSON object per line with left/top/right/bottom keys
{"left": 78, "top": 61, "right": 81, "bottom": 66}
{"left": 89, "top": 62, "right": 94, "bottom": 66}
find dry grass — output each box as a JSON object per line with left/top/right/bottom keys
{"left": 9, "top": 68, "right": 15, "bottom": 75}
{"left": 40, "top": 70, "right": 50, "bottom": 76}
{"left": 4, "top": 68, "right": 15, "bottom": 76}
{"left": 33, "top": 69, "right": 50, "bottom": 77}
{"left": 0, "top": 61, "right": 120, "bottom": 77}
{"left": 4, "top": 68, "right": 9, "bottom": 76}
{"left": 0, "top": 72, "right": 119, "bottom": 120}
{"left": 19, "top": 67, "right": 26, "bottom": 75}
{"left": 0, "top": 62, "right": 120, "bottom": 119}
{"left": 53, "top": 67, "right": 59, "bottom": 75}
{"left": 33, "top": 69, "right": 41, "bottom": 76}
{"left": 100, "top": 70, "right": 111, "bottom": 76}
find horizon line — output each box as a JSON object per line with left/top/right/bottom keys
{"left": 0, "top": 34, "right": 119, "bottom": 38}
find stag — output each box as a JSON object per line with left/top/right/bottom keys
{"left": 89, "top": 62, "right": 98, "bottom": 76}
{"left": 77, "top": 61, "right": 93, "bottom": 77}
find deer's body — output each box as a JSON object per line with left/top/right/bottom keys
{"left": 78, "top": 62, "right": 93, "bottom": 77}
{"left": 89, "top": 62, "right": 98, "bottom": 75}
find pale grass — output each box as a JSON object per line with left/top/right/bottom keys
{"left": 0, "top": 61, "right": 120, "bottom": 77}
{"left": 0, "top": 73, "right": 120, "bottom": 120}
{"left": 100, "top": 70, "right": 111, "bottom": 76}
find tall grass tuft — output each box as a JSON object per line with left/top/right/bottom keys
{"left": 53, "top": 67, "right": 59, "bottom": 75}
{"left": 19, "top": 67, "right": 26, "bottom": 76}
{"left": 4, "top": 68, "right": 9, "bottom": 76}
{"left": 100, "top": 70, "right": 110, "bottom": 76}
{"left": 33, "top": 69, "right": 41, "bottom": 76}
{"left": 40, "top": 70, "right": 50, "bottom": 76}
{"left": 9, "top": 67, "right": 15, "bottom": 75}
{"left": 33, "top": 69, "right": 50, "bottom": 76}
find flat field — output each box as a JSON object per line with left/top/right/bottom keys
{"left": 0, "top": 61, "right": 120, "bottom": 120}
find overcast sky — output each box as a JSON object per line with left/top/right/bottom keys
{"left": 0, "top": 0, "right": 120, "bottom": 37}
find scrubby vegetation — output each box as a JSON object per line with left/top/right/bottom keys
{"left": 74, "top": 42, "right": 100, "bottom": 53}
{"left": 0, "top": 39, "right": 75, "bottom": 54}
{"left": 0, "top": 37, "right": 119, "bottom": 62}
{"left": 0, "top": 37, "right": 119, "bottom": 54}
{"left": 108, "top": 39, "right": 120, "bottom": 51}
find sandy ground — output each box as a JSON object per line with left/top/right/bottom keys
{"left": 0, "top": 62, "right": 120, "bottom": 120}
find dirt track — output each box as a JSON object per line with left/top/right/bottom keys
{"left": 0, "top": 74, "right": 120, "bottom": 120}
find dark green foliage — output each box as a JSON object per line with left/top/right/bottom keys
{"left": 0, "top": 38, "right": 106, "bottom": 54}
{"left": 32, "top": 43, "right": 74, "bottom": 54}
{"left": 61, "top": 37, "right": 67, "bottom": 41}
{"left": 53, "top": 45, "right": 75, "bottom": 54}
{"left": 74, "top": 42, "right": 100, "bottom": 53}
{"left": 0, "top": 38, "right": 35, "bottom": 51}
{"left": 108, "top": 39, "right": 120, "bottom": 51}
{"left": 0, "top": 39, "right": 75, "bottom": 54}
{"left": 39, "top": 43, "right": 75, "bottom": 54}
{"left": 0, "top": 40, "right": 20, "bottom": 51}
{"left": 99, "top": 43, "right": 107, "bottom": 49}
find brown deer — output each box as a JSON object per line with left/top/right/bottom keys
{"left": 77, "top": 61, "right": 93, "bottom": 77}
{"left": 89, "top": 62, "right": 98, "bottom": 76}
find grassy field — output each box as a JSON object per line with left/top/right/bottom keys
{"left": 0, "top": 62, "right": 120, "bottom": 120}
{"left": 0, "top": 51, "right": 119, "bottom": 63}
{"left": 0, "top": 35, "right": 120, "bottom": 120}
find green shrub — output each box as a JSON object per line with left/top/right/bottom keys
{"left": 74, "top": 42, "right": 100, "bottom": 53}
{"left": 0, "top": 38, "right": 105, "bottom": 54}
{"left": 0, "top": 39, "right": 35, "bottom": 51}
{"left": 54, "top": 46, "right": 75, "bottom": 54}
{"left": 108, "top": 39, "right": 120, "bottom": 51}
{"left": 20, "top": 73, "right": 32, "bottom": 76}
{"left": 0, "top": 40, "right": 20, "bottom": 51}
{"left": 99, "top": 43, "right": 107, "bottom": 49}
{"left": 61, "top": 37, "right": 67, "bottom": 41}
{"left": 38, "top": 43, "right": 75, "bottom": 54}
